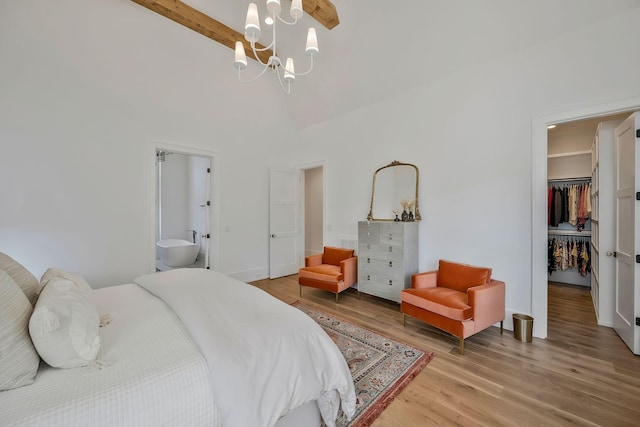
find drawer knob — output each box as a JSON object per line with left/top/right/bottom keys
{"left": 367, "top": 258, "right": 370, "bottom": 264}
{"left": 388, "top": 279, "right": 393, "bottom": 286}
{"left": 388, "top": 261, "right": 393, "bottom": 267}
{"left": 367, "top": 275, "right": 370, "bottom": 281}
{"left": 388, "top": 246, "right": 392, "bottom": 252}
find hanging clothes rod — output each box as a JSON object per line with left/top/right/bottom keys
{"left": 548, "top": 176, "right": 591, "bottom": 183}
{"left": 548, "top": 229, "right": 591, "bottom": 237}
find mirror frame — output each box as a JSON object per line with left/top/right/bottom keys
{"left": 367, "top": 160, "right": 421, "bottom": 221}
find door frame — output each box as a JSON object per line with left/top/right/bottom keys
{"left": 297, "top": 159, "right": 327, "bottom": 267}
{"left": 531, "top": 96, "right": 640, "bottom": 339}
{"left": 147, "top": 140, "right": 219, "bottom": 273}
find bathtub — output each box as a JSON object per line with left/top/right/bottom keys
{"left": 156, "top": 239, "right": 200, "bottom": 267}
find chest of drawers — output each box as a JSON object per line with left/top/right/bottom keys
{"left": 357, "top": 221, "right": 419, "bottom": 303}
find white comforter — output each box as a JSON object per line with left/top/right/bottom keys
{"left": 134, "top": 268, "right": 356, "bottom": 427}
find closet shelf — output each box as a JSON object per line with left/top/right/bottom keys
{"left": 547, "top": 150, "right": 592, "bottom": 159}
{"left": 548, "top": 229, "right": 591, "bottom": 237}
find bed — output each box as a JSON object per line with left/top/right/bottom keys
{"left": 0, "top": 254, "right": 356, "bottom": 427}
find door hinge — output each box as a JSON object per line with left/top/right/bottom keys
{"left": 613, "top": 251, "right": 617, "bottom": 257}
{"left": 206, "top": 201, "right": 210, "bottom": 206}
{"left": 636, "top": 317, "right": 640, "bottom": 326}
{"left": 636, "top": 129, "right": 640, "bottom": 138}
{"left": 207, "top": 168, "right": 211, "bottom": 173}
{"left": 204, "top": 233, "right": 210, "bottom": 239}
{"left": 637, "top": 192, "right": 640, "bottom": 201}
{"left": 636, "top": 255, "right": 640, "bottom": 263}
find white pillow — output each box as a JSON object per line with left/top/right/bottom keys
{"left": 29, "top": 277, "right": 101, "bottom": 368}
{"left": 0, "top": 269, "right": 40, "bottom": 390}
{"left": 40, "top": 267, "right": 93, "bottom": 297}
{"left": 0, "top": 252, "right": 40, "bottom": 306}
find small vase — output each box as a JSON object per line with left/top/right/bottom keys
{"left": 394, "top": 214, "right": 400, "bottom": 222}
{"left": 401, "top": 210, "right": 409, "bottom": 221}
{"left": 408, "top": 211, "right": 414, "bottom": 221}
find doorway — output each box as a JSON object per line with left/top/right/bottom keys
{"left": 532, "top": 96, "right": 640, "bottom": 339}
{"left": 304, "top": 166, "right": 324, "bottom": 258}
{"left": 150, "top": 142, "right": 218, "bottom": 273}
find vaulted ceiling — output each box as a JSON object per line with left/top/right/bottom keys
{"left": 128, "top": 0, "right": 640, "bottom": 130}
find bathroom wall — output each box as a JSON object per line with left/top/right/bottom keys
{"left": 160, "top": 153, "right": 209, "bottom": 245}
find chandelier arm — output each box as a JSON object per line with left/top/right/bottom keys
{"left": 289, "top": 55, "right": 314, "bottom": 77}
{"left": 276, "top": 14, "right": 298, "bottom": 26}
{"left": 237, "top": 63, "right": 272, "bottom": 83}
{"left": 249, "top": 42, "right": 271, "bottom": 67}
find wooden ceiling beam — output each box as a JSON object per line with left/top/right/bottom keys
{"left": 130, "top": 0, "right": 272, "bottom": 63}
{"left": 304, "top": 0, "right": 340, "bottom": 30}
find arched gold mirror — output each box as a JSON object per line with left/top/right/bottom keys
{"left": 367, "top": 161, "right": 421, "bottom": 221}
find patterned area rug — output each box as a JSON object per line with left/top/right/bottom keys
{"left": 292, "top": 302, "right": 434, "bottom": 427}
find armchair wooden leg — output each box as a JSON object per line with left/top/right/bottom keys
{"left": 459, "top": 338, "right": 465, "bottom": 355}
{"left": 336, "top": 292, "right": 339, "bottom": 303}
{"left": 500, "top": 320, "right": 504, "bottom": 335}
{"left": 402, "top": 313, "right": 405, "bottom": 327}
{"left": 299, "top": 286, "right": 302, "bottom": 297}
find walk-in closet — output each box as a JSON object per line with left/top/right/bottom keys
{"left": 547, "top": 113, "right": 628, "bottom": 328}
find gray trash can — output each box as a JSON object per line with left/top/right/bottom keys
{"left": 512, "top": 314, "right": 533, "bottom": 343}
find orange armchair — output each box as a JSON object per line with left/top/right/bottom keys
{"left": 298, "top": 246, "right": 358, "bottom": 302}
{"left": 401, "top": 259, "right": 505, "bottom": 354}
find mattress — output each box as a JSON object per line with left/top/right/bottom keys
{"left": 0, "top": 283, "right": 219, "bottom": 426}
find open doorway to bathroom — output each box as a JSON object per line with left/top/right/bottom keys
{"left": 155, "top": 149, "right": 212, "bottom": 272}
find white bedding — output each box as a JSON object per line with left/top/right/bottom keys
{"left": 134, "top": 268, "right": 356, "bottom": 427}
{"left": 0, "top": 283, "right": 219, "bottom": 426}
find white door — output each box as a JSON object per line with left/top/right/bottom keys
{"left": 614, "top": 112, "right": 640, "bottom": 355}
{"left": 269, "top": 169, "right": 300, "bottom": 279}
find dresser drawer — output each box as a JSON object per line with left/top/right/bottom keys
{"left": 358, "top": 276, "right": 405, "bottom": 303}
{"left": 358, "top": 245, "right": 404, "bottom": 263}
{"left": 358, "top": 258, "right": 404, "bottom": 282}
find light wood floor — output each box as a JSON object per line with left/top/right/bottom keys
{"left": 250, "top": 276, "right": 640, "bottom": 426}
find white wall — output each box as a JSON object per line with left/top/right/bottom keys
{"left": 290, "top": 9, "right": 640, "bottom": 334}
{"left": 160, "top": 153, "right": 189, "bottom": 242}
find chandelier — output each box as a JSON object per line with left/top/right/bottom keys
{"left": 233, "top": 0, "right": 318, "bottom": 94}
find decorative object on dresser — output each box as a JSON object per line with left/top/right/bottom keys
{"left": 298, "top": 246, "right": 358, "bottom": 302}
{"left": 358, "top": 221, "right": 419, "bottom": 303}
{"left": 367, "top": 161, "right": 421, "bottom": 221}
{"left": 400, "top": 259, "right": 506, "bottom": 355}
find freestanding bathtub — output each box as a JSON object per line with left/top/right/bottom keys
{"left": 156, "top": 239, "right": 200, "bottom": 267}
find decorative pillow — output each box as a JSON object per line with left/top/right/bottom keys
{"left": 0, "top": 252, "right": 39, "bottom": 306}
{"left": 0, "top": 269, "right": 40, "bottom": 391}
{"left": 437, "top": 259, "right": 492, "bottom": 292}
{"left": 29, "top": 277, "right": 101, "bottom": 369}
{"left": 322, "top": 247, "right": 355, "bottom": 266}
{"left": 40, "top": 268, "right": 93, "bottom": 297}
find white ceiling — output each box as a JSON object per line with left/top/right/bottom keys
{"left": 179, "top": 0, "right": 640, "bottom": 129}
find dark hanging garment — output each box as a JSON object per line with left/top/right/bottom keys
{"left": 552, "top": 187, "right": 562, "bottom": 227}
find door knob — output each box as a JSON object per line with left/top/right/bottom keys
{"left": 271, "top": 234, "right": 277, "bottom": 238}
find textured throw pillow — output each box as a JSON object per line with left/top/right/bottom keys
{"left": 29, "top": 277, "right": 101, "bottom": 368}
{"left": 0, "top": 252, "right": 39, "bottom": 306}
{"left": 0, "top": 270, "right": 40, "bottom": 391}
{"left": 438, "top": 259, "right": 492, "bottom": 292}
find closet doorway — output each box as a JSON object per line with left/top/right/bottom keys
{"left": 545, "top": 110, "right": 637, "bottom": 346}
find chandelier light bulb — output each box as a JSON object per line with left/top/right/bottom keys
{"left": 234, "top": 41, "right": 247, "bottom": 69}
{"left": 283, "top": 58, "right": 295, "bottom": 83}
{"left": 290, "top": 0, "right": 303, "bottom": 19}
{"left": 266, "top": 0, "right": 281, "bottom": 15}
{"left": 305, "top": 27, "right": 318, "bottom": 56}
{"left": 244, "top": 3, "right": 261, "bottom": 43}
